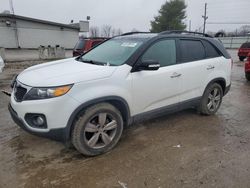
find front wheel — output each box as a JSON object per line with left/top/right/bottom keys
{"left": 71, "top": 103, "right": 123, "bottom": 156}
{"left": 246, "top": 72, "right": 250, "bottom": 81}
{"left": 199, "top": 83, "right": 223, "bottom": 115}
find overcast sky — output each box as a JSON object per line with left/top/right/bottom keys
{"left": 0, "top": 0, "right": 250, "bottom": 32}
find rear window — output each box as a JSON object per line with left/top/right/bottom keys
{"left": 203, "top": 40, "right": 221, "bottom": 58}
{"left": 241, "top": 43, "right": 250, "bottom": 48}
{"left": 180, "top": 40, "right": 205, "bottom": 62}
{"left": 74, "top": 40, "right": 86, "bottom": 50}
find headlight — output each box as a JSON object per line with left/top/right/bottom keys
{"left": 24, "top": 84, "right": 73, "bottom": 100}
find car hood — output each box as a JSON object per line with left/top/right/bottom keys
{"left": 17, "top": 58, "right": 118, "bottom": 87}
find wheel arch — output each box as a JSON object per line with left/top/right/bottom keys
{"left": 64, "top": 96, "right": 131, "bottom": 142}
{"left": 204, "top": 77, "right": 226, "bottom": 95}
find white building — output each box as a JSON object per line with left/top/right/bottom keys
{"left": 0, "top": 14, "right": 85, "bottom": 49}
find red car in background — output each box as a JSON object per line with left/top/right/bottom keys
{"left": 245, "top": 53, "right": 250, "bottom": 81}
{"left": 73, "top": 37, "right": 108, "bottom": 57}
{"left": 238, "top": 42, "right": 250, "bottom": 61}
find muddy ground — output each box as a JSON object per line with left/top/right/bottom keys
{"left": 0, "top": 55, "right": 250, "bottom": 188}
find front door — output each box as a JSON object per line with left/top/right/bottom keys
{"left": 131, "top": 39, "right": 182, "bottom": 115}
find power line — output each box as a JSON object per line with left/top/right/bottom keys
{"left": 207, "top": 22, "right": 250, "bottom": 25}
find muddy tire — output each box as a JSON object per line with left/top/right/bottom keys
{"left": 239, "top": 56, "right": 245, "bottom": 61}
{"left": 71, "top": 103, "right": 123, "bottom": 156}
{"left": 246, "top": 73, "right": 250, "bottom": 81}
{"left": 199, "top": 83, "right": 223, "bottom": 115}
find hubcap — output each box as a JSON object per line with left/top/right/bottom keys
{"left": 84, "top": 113, "right": 117, "bottom": 149}
{"left": 207, "top": 88, "right": 221, "bottom": 111}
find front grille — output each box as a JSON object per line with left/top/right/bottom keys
{"left": 14, "top": 86, "right": 27, "bottom": 102}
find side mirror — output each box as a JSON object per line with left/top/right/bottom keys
{"left": 136, "top": 60, "right": 160, "bottom": 71}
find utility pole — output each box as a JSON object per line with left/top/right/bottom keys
{"left": 189, "top": 20, "right": 192, "bottom": 31}
{"left": 9, "top": 0, "right": 15, "bottom": 14}
{"left": 9, "top": 0, "right": 20, "bottom": 48}
{"left": 202, "top": 3, "right": 208, "bottom": 34}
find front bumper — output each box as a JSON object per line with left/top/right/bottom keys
{"left": 8, "top": 104, "right": 67, "bottom": 141}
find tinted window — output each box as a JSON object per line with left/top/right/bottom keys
{"left": 180, "top": 40, "right": 205, "bottom": 62}
{"left": 203, "top": 40, "right": 221, "bottom": 58}
{"left": 241, "top": 42, "right": 250, "bottom": 48}
{"left": 74, "top": 40, "right": 86, "bottom": 50}
{"left": 142, "top": 40, "right": 176, "bottom": 67}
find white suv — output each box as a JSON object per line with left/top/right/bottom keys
{"left": 9, "top": 31, "right": 232, "bottom": 156}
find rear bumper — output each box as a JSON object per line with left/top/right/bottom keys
{"left": 8, "top": 104, "right": 67, "bottom": 142}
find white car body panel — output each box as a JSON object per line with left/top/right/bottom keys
{"left": 18, "top": 58, "right": 117, "bottom": 87}
{"left": 131, "top": 64, "right": 182, "bottom": 114}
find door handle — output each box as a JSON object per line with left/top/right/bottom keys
{"left": 171, "top": 72, "right": 182, "bottom": 78}
{"left": 207, "top": 65, "right": 215, "bottom": 70}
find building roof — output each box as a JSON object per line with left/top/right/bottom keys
{"left": 0, "top": 13, "right": 80, "bottom": 30}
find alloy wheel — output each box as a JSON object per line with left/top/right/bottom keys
{"left": 84, "top": 112, "right": 118, "bottom": 149}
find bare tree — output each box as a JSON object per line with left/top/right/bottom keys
{"left": 90, "top": 27, "right": 100, "bottom": 37}
{"left": 101, "top": 25, "right": 112, "bottom": 37}
{"left": 110, "top": 28, "right": 123, "bottom": 37}
{"left": 116, "top": 28, "right": 123, "bottom": 35}
{"left": 239, "top": 25, "right": 250, "bottom": 36}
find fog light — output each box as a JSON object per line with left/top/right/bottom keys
{"left": 25, "top": 113, "right": 47, "bottom": 129}
{"left": 33, "top": 116, "right": 45, "bottom": 126}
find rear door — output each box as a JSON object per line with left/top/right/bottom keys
{"left": 177, "top": 39, "right": 220, "bottom": 102}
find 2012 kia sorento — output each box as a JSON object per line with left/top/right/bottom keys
{"left": 9, "top": 31, "right": 232, "bottom": 156}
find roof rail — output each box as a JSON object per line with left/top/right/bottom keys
{"left": 159, "top": 30, "right": 213, "bottom": 38}
{"left": 121, "top": 32, "right": 152, "bottom": 36}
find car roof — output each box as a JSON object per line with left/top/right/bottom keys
{"left": 114, "top": 31, "right": 231, "bottom": 59}
{"left": 241, "top": 42, "right": 250, "bottom": 48}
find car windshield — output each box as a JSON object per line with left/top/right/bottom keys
{"left": 77, "top": 38, "right": 144, "bottom": 66}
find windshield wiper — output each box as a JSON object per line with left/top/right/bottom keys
{"left": 78, "top": 58, "right": 107, "bottom": 66}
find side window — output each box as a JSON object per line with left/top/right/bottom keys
{"left": 203, "top": 40, "right": 221, "bottom": 58}
{"left": 141, "top": 40, "right": 176, "bottom": 67}
{"left": 180, "top": 40, "right": 205, "bottom": 62}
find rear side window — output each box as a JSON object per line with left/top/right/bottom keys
{"left": 241, "top": 42, "right": 250, "bottom": 48}
{"left": 179, "top": 40, "right": 205, "bottom": 62}
{"left": 142, "top": 39, "right": 176, "bottom": 67}
{"left": 203, "top": 40, "right": 221, "bottom": 58}
{"left": 74, "top": 40, "right": 86, "bottom": 50}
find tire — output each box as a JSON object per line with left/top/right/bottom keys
{"left": 71, "top": 103, "right": 123, "bottom": 156}
{"left": 199, "top": 83, "right": 223, "bottom": 115}
{"left": 239, "top": 56, "right": 245, "bottom": 61}
{"left": 246, "top": 72, "right": 250, "bottom": 81}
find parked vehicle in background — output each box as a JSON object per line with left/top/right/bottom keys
{"left": 73, "top": 38, "right": 109, "bottom": 57}
{"left": 9, "top": 31, "right": 232, "bottom": 156}
{"left": 0, "top": 56, "right": 5, "bottom": 73}
{"left": 245, "top": 53, "right": 250, "bottom": 81}
{"left": 238, "top": 42, "right": 250, "bottom": 61}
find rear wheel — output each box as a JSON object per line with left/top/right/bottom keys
{"left": 246, "top": 72, "right": 250, "bottom": 81}
{"left": 71, "top": 103, "right": 123, "bottom": 156}
{"left": 199, "top": 83, "right": 223, "bottom": 115}
{"left": 239, "top": 56, "right": 245, "bottom": 61}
